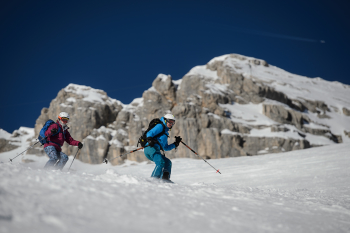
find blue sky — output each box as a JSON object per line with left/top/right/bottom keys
{"left": 1, "top": 0, "right": 349, "bottom": 133}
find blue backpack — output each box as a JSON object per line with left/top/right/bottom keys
{"left": 38, "top": 119, "right": 61, "bottom": 145}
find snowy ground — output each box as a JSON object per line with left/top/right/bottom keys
{"left": 1, "top": 131, "right": 350, "bottom": 233}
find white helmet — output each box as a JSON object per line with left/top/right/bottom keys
{"left": 58, "top": 112, "right": 70, "bottom": 119}
{"left": 58, "top": 112, "right": 70, "bottom": 125}
{"left": 164, "top": 113, "right": 175, "bottom": 121}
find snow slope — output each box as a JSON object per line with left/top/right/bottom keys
{"left": 1, "top": 130, "right": 350, "bottom": 233}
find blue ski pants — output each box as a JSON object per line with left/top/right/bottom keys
{"left": 144, "top": 146, "right": 172, "bottom": 179}
{"left": 44, "top": 146, "right": 69, "bottom": 170}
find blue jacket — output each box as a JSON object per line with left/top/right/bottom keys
{"left": 146, "top": 117, "right": 175, "bottom": 151}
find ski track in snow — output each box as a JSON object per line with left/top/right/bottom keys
{"left": 1, "top": 137, "right": 350, "bottom": 233}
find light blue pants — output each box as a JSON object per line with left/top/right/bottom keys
{"left": 44, "top": 146, "right": 69, "bottom": 170}
{"left": 144, "top": 146, "right": 172, "bottom": 179}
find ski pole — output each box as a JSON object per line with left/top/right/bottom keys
{"left": 177, "top": 137, "right": 221, "bottom": 174}
{"left": 103, "top": 146, "right": 148, "bottom": 164}
{"left": 9, "top": 136, "right": 47, "bottom": 162}
{"left": 68, "top": 148, "right": 80, "bottom": 172}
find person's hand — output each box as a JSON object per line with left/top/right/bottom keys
{"left": 51, "top": 128, "right": 58, "bottom": 134}
{"left": 78, "top": 142, "right": 83, "bottom": 149}
{"left": 147, "top": 137, "right": 155, "bottom": 147}
{"left": 174, "top": 136, "right": 182, "bottom": 147}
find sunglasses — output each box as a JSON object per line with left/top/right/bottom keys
{"left": 167, "top": 120, "right": 175, "bottom": 125}
{"left": 59, "top": 116, "right": 69, "bottom": 123}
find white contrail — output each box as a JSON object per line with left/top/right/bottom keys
{"left": 241, "top": 28, "right": 321, "bottom": 43}
{"left": 206, "top": 22, "right": 324, "bottom": 43}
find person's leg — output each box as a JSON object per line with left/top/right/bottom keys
{"left": 151, "top": 151, "right": 166, "bottom": 178}
{"left": 161, "top": 157, "right": 172, "bottom": 180}
{"left": 44, "top": 146, "right": 59, "bottom": 169}
{"left": 144, "top": 147, "right": 167, "bottom": 178}
{"left": 56, "top": 152, "right": 69, "bottom": 170}
{"left": 144, "top": 147, "right": 154, "bottom": 162}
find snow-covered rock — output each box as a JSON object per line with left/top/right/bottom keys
{"left": 33, "top": 84, "right": 123, "bottom": 156}
{"left": 13, "top": 53, "right": 350, "bottom": 164}
{"left": 0, "top": 128, "right": 33, "bottom": 153}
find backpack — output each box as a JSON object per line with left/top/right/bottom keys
{"left": 137, "top": 118, "right": 166, "bottom": 148}
{"left": 38, "top": 119, "right": 61, "bottom": 145}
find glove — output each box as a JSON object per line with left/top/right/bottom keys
{"left": 51, "top": 128, "right": 58, "bottom": 135}
{"left": 174, "top": 136, "right": 182, "bottom": 148}
{"left": 78, "top": 142, "right": 83, "bottom": 149}
{"left": 147, "top": 137, "right": 155, "bottom": 147}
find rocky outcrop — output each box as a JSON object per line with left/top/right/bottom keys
{"left": 32, "top": 84, "right": 123, "bottom": 156}
{"left": 0, "top": 128, "right": 38, "bottom": 155}
{"left": 344, "top": 130, "right": 350, "bottom": 138}
{"left": 152, "top": 74, "right": 177, "bottom": 104}
{"left": 0, "top": 129, "right": 22, "bottom": 153}
{"left": 343, "top": 107, "right": 350, "bottom": 116}
{"left": 0, "top": 139, "right": 19, "bottom": 153}
{"left": 262, "top": 104, "right": 305, "bottom": 129}
{"left": 79, "top": 126, "right": 115, "bottom": 164}
{"left": 242, "top": 137, "right": 310, "bottom": 155}
{"left": 35, "top": 85, "right": 123, "bottom": 140}
{"left": 24, "top": 54, "right": 350, "bottom": 165}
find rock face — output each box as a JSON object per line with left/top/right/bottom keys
{"left": 0, "top": 128, "right": 33, "bottom": 153}
{"left": 343, "top": 107, "right": 350, "bottom": 116}
{"left": 0, "top": 129, "right": 21, "bottom": 153}
{"left": 27, "top": 55, "right": 350, "bottom": 164}
{"left": 32, "top": 84, "right": 123, "bottom": 156}
{"left": 0, "top": 138, "right": 19, "bottom": 153}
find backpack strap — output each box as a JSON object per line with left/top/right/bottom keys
{"left": 152, "top": 121, "right": 166, "bottom": 153}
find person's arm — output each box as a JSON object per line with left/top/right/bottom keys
{"left": 45, "top": 124, "right": 58, "bottom": 137}
{"left": 162, "top": 140, "right": 176, "bottom": 151}
{"left": 65, "top": 131, "right": 80, "bottom": 146}
{"left": 146, "top": 124, "right": 164, "bottom": 138}
{"left": 158, "top": 132, "right": 176, "bottom": 151}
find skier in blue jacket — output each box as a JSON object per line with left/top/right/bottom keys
{"left": 144, "top": 114, "right": 182, "bottom": 181}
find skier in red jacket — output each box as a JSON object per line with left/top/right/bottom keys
{"left": 44, "top": 112, "right": 83, "bottom": 170}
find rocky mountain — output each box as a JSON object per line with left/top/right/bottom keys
{"left": 3, "top": 54, "right": 350, "bottom": 165}
{"left": 0, "top": 128, "right": 25, "bottom": 153}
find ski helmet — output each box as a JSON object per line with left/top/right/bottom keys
{"left": 164, "top": 113, "right": 175, "bottom": 126}
{"left": 58, "top": 112, "right": 70, "bottom": 123}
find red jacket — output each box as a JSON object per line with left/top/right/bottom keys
{"left": 44, "top": 120, "right": 80, "bottom": 152}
